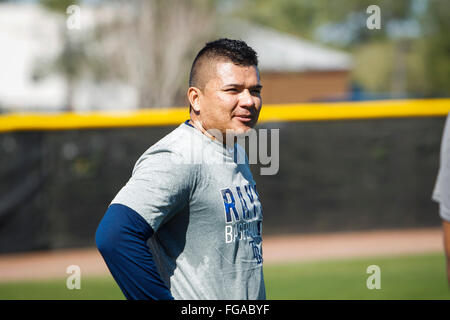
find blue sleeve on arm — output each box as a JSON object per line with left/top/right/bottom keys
{"left": 95, "top": 203, "right": 174, "bottom": 300}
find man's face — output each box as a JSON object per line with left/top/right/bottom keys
{"left": 197, "top": 61, "right": 262, "bottom": 136}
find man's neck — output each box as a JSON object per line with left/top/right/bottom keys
{"left": 188, "top": 119, "right": 218, "bottom": 141}
{"left": 188, "top": 119, "right": 235, "bottom": 149}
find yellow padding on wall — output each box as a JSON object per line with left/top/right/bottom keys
{"left": 0, "top": 99, "right": 449, "bottom": 132}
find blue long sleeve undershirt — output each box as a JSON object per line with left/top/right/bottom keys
{"left": 95, "top": 203, "right": 174, "bottom": 300}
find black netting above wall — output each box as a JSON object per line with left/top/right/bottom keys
{"left": 0, "top": 117, "right": 445, "bottom": 253}
{"left": 253, "top": 117, "right": 443, "bottom": 235}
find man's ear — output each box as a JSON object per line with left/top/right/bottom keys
{"left": 187, "top": 87, "right": 201, "bottom": 113}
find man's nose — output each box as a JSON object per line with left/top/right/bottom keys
{"left": 239, "top": 89, "right": 255, "bottom": 108}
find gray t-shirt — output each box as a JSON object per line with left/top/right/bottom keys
{"left": 111, "top": 122, "right": 266, "bottom": 300}
{"left": 432, "top": 113, "right": 450, "bottom": 222}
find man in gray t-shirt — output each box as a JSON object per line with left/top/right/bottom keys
{"left": 96, "top": 38, "right": 266, "bottom": 299}
{"left": 432, "top": 113, "right": 450, "bottom": 285}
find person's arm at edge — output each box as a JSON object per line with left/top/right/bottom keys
{"left": 95, "top": 203, "right": 174, "bottom": 300}
{"left": 443, "top": 219, "right": 450, "bottom": 286}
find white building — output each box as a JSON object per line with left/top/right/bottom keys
{"left": 0, "top": 2, "right": 138, "bottom": 112}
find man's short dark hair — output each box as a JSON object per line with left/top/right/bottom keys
{"left": 189, "top": 38, "right": 259, "bottom": 90}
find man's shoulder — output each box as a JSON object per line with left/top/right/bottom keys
{"left": 133, "top": 123, "right": 198, "bottom": 169}
{"left": 153, "top": 123, "right": 192, "bottom": 150}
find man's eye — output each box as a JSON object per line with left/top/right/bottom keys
{"left": 226, "top": 88, "right": 238, "bottom": 92}
{"left": 251, "top": 89, "right": 261, "bottom": 95}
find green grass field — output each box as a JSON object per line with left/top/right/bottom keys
{"left": 0, "top": 252, "right": 449, "bottom": 300}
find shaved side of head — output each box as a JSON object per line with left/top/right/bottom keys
{"left": 189, "top": 38, "right": 259, "bottom": 92}
{"left": 189, "top": 55, "right": 221, "bottom": 91}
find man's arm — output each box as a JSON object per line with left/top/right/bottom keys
{"left": 95, "top": 203, "right": 174, "bottom": 300}
{"left": 443, "top": 220, "right": 450, "bottom": 286}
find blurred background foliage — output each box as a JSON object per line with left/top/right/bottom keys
{"left": 8, "top": 0, "right": 444, "bottom": 111}
{"left": 0, "top": 0, "right": 447, "bottom": 111}
{"left": 36, "top": 0, "right": 217, "bottom": 110}
{"left": 234, "top": 0, "right": 449, "bottom": 97}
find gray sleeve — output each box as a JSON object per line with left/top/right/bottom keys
{"left": 433, "top": 114, "right": 450, "bottom": 222}
{"left": 111, "top": 149, "right": 192, "bottom": 231}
